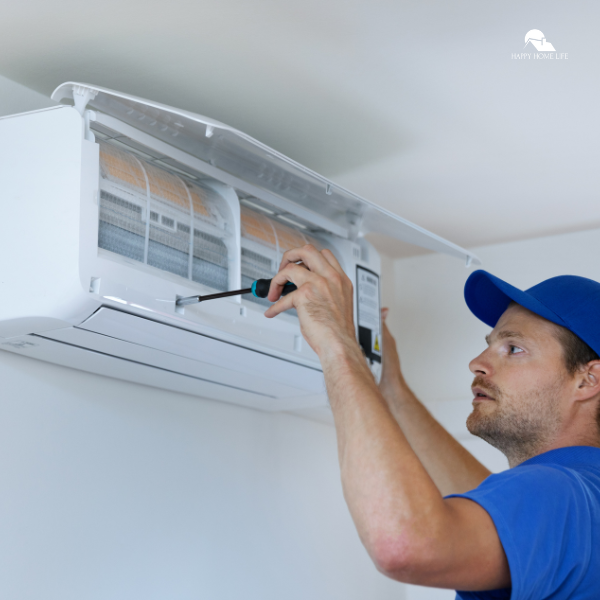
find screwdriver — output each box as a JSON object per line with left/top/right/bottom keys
{"left": 176, "top": 279, "right": 297, "bottom": 306}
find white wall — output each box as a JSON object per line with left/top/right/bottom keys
{"left": 0, "top": 76, "right": 406, "bottom": 600}
{"left": 390, "top": 226, "right": 600, "bottom": 600}
{"left": 0, "top": 350, "right": 407, "bottom": 600}
{"left": 0, "top": 74, "right": 55, "bottom": 117}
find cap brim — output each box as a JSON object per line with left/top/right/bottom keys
{"left": 464, "top": 270, "right": 567, "bottom": 329}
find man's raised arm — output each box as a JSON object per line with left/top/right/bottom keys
{"left": 379, "top": 312, "right": 491, "bottom": 495}
{"left": 263, "top": 246, "right": 509, "bottom": 591}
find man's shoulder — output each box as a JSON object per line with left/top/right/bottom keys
{"left": 474, "top": 464, "right": 575, "bottom": 494}
{"left": 472, "top": 454, "right": 600, "bottom": 504}
{"left": 452, "top": 449, "right": 600, "bottom": 600}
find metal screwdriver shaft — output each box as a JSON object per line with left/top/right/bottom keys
{"left": 175, "top": 279, "right": 297, "bottom": 306}
{"left": 176, "top": 288, "right": 252, "bottom": 306}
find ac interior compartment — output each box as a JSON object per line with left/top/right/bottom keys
{"left": 239, "top": 203, "right": 325, "bottom": 310}
{"left": 98, "top": 139, "right": 234, "bottom": 293}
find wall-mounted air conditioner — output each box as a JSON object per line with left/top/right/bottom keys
{"left": 0, "top": 83, "right": 479, "bottom": 412}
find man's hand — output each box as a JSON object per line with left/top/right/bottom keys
{"left": 263, "top": 245, "right": 359, "bottom": 361}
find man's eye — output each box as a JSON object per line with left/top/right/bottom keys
{"left": 509, "top": 345, "right": 524, "bottom": 354}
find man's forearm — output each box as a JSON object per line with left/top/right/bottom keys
{"left": 380, "top": 376, "right": 491, "bottom": 495}
{"left": 378, "top": 318, "right": 491, "bottom": 495}
{"left": 320, "top": 341, "right": 509, "bottom": 590}
{"left": 320, "top": 341, "right": 450, "bottom": 572}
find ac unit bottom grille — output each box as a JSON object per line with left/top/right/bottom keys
{"left": 34, "top": 333, "right": 278, "bottom": 398}
{"left": 0, "top": 308, "right": 327, "bottom": 412}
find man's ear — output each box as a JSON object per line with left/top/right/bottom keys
{"left": 575, "top": 361, "right": 600, "bottom": 402}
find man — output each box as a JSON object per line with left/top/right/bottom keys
{"left": 264, "top": 245, "right": 600, "bottom": 599}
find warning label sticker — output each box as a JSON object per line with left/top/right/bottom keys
{"left": 356, "top": 266, "right": 381, "bottom": 363}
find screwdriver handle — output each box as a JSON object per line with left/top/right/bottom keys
{"left": 251, "top": 279, "right": 297, "bottom": 299}
{"left": 175, "top": 278, "right": 297, "bottom": 306}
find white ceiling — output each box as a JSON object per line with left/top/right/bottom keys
{"left": 2, "top": 0, "right": 599, "bottom": 256}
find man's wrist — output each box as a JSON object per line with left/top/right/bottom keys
{"left": 318, "top": 334, "right": 364, "bottom": 368}
{"left": 380, "top": 374, "right": 416, "bottom": 410}
{"left": 381, "top": 372, "right": 408, "bottom": 394}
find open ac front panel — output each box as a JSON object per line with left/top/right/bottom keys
{"left": 0, "top": 104, "right": 383, "bottom": 413}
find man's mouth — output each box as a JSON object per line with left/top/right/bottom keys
{"left": 472, "top": 387, "right": 496, "bottom": 402}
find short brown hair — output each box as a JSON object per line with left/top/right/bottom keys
{"left": 553, "top": 325, "right": 600, "bottom": 429}
{"left": 554, "top": 326, "right": 600, "bottom": 375}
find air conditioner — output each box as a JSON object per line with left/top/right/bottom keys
{"left": 0, "top": 83, "right": 479, "bottom": 413}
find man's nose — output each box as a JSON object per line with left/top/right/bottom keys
{"left": 469, "top": 349, "right": 494, "bottom": 376}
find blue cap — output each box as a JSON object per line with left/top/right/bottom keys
{"left": 464, "top": 270, "right": 600, "bottom": 356}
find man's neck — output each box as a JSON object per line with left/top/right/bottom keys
{"left": 507, "top": 434, "right": 600, "bottom": 468}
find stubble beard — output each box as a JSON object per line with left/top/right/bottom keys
{"left": 466, "top": 375, "right": 564, "bottom": 467}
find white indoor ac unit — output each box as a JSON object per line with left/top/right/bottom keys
{"left": 0, "top": 83, "right": 479, "bottom": 413}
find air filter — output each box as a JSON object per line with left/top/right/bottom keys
{"left": 98, "top": 141, "right": 232, "bottom": 291}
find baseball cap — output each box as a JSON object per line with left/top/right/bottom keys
{"left": 464, "top": 270, "right": 600, "bottom": 356}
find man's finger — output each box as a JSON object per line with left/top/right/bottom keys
{"left": 320, "top": 248, "right": 346, "bottom": 276}
{"left": 278, "top": 245, "right": 337, "bottom": 278}
{"left": 264, "top": 291, "right": 296, "bottom": 319}
{"left": 267, "top": 262, "right": 317, "bottom": 302}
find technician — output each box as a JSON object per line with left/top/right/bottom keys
{"left": 265, "top": 245, "right": 600, "bottom": 599}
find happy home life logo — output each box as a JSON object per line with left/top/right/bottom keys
{"left": 512, "top": 30, "right": 568, "bottom": 60}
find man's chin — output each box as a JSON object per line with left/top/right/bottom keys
{"left": 466, "top": 402, "right": 497, "bottom": 436}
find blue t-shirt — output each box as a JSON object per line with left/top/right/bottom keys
{"left": 448, "top": 446, "right": 600, "bottom": 600}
